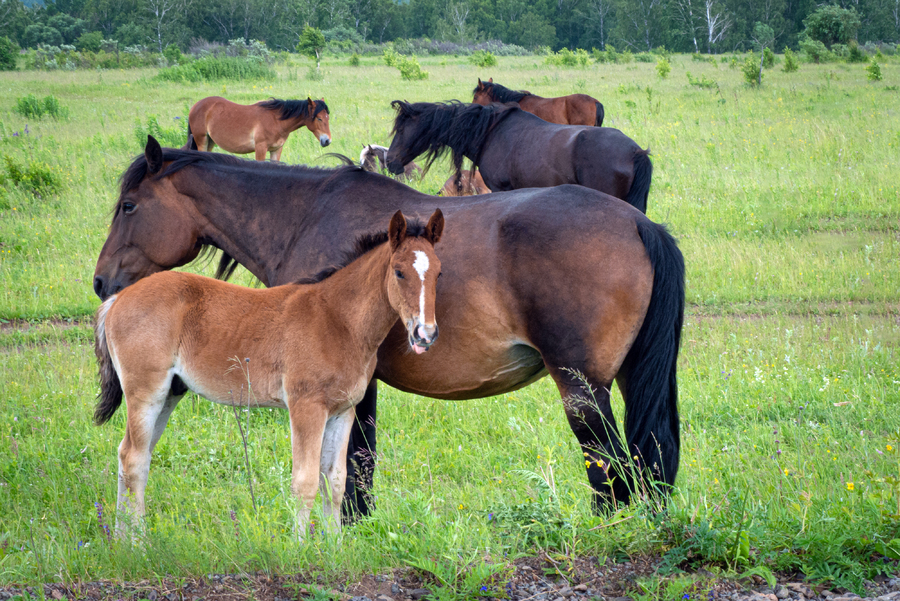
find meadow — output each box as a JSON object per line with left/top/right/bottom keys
{"left": 0, "top": 53, "right": 898, "bottom": 596}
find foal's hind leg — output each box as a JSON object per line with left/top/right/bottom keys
{"left": 116, "top": 376, "right": 182, "bottom": 535}
{"left": 287, "top": 399, "right": 328, "bottom": 540}
{"left": 342, "top": 379, "right": 377, "bottom": 522}
{"left": 318, "top": 409, "right": 356, "bottom": 532}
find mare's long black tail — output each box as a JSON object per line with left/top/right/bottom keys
{"left": 595, "top": 101, "right": 605, "bottom": 127}
{"left": 94, "top": 298, "right": 123, "bottom": 425}
{"left": 624, "top": 149, "right": 652, "bottom": 214}
{"left": 618, "top": 219, "right": 684, "bottom": 495}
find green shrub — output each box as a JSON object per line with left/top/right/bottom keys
{"left": 163, "top": 43, "right": 182, "bottom": 65}
{"left": 13, "top": 94, "right": 69, "bottom": 120}
{"left": 544, "top": 47, "right": 591, "bottom": 67}
{"left": 469, "top": 49, "right": 497, "bottom": 68}
{"left": 741, "top": 51, "right": 762, "bottom": 86}
{"left": 866, "top": 59, "right": 883, "bottom": 81}
{"left": 0, "top": 155, "right": 63, "bottom": 198}
{"left": 75, "top": 31, "right": 102, "bottom": 52}
{"left": 656, "top": 56, "right": 671, "bottom": 78}
{"left": 382, "top": 46, "right": 400, "bottom": 66}
{"left": 782, "top": 47, "right": 799, "bottom": 72}
{"left": 297, "top": 26, "right": 325, "bottom": 69}
{"left": 348, "top": 52, "right": 361, "bottom": 66}
{"left": 396, "top": 55, "right": 428, "bottom": 80}
{"left": 133, "top": 114, "right": 187, "bottom": 149}
{"left": 803, "top": 4, "right": 861, "bottom": 48}
{"left": 0, "top": 37, "right": 19, "bottom": 71}
{"left": 634, "top": 52, "right": 654, "bottom": 63}
{"left": 155, "top": 56, "right": 275, "bottom": 82}
{"left": 762, "top": 47, "right": 775, "bottom": 68}
{"left": 686, "top": 71, "right": 717, "bottom": 89}
{"left": 847, "top": 41, "right": 867, "bottom": 63}
{"left": 800, "top": 37, "right": 831, "bottom": 63}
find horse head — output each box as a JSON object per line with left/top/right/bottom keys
{"left": 93, "top": 136, "right": 204, "bottom": 300}
{"left": 307, "top": 97, "right": 332, "bottom": 147}
{"left": 472, "top": 77, "right": 495, "bottom": 105}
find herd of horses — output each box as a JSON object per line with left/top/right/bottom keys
{"left": 92, "top": 76, "right": 684, "bottom": 537}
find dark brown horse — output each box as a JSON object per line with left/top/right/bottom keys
{"left": 385, "top": 101, "right": 651, "bottom": 214}
{"left": 94, "top": 137, "right": 684, "bottom": 518}
{"left": 188, "top": 96, "right": 332, "bottom": 161}
{"left": 473, "top": 78, "right": 604, "bottom": 127}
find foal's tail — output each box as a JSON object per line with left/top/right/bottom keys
{"left": 94, "top": 297, "right": 123, "bottom": 425}
{"left": 618, "top": 219, "right": 684, "bottom": 495}
{"left": 624, "top": 149, "right": 652, "bottom": 214}
{"left": 594, "top": 101, "right": 604, "bottom": 127}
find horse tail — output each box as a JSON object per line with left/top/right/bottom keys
{"left": 94, "top": 296, "right": 123, "bottom": 425}
{"left": 624, "top": 149, "right": 652, "bottom": 214}
{"left": 594, "top": 101, "right": 604, "bottom": 127}
{"left": 619, "top": 219, "right": 684, "bottom": 497}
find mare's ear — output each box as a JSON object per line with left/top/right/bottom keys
{"left": 477, "top": 78, "right": 483, "bottom": 89}
{"left": 388, "top": 210, "right": 408, "bottom": 251}
{"left": 424, "top": 209, "right": 444, "bottom": 245}
{"left": 488, "top": 77, "right": 493, "bottom": 82}
{"left": 307, "top": 97, "right": 315, "bottom": 111}
{"left": 145, "top": 135, "right": 163, "bottom": 174}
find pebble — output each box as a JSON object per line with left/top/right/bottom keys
{"left": 407, "top": 589, "right": 431, "bottom": 600}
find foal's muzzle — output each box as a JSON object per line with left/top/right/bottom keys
{"left": 409, "top": 323, "right": 438, "bottom": 355}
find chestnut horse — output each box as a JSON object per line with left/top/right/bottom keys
{"left": 360, "top": 144, "right": 422, "bottom": 180}
{"left": 95, "top": 207, "right": 444, "bottom": 536}
{"left": 95, "top": 137, "right": 683, "bottom": 518}
{"left": 386, "top": 101, "right": 651, "bottom": 214}
{"left": 187, "top": 96, "right": 332, "bottom": 161}
{"left": 438, "top": 169, "right": 491, "bottom": 196}
{"left": 473, "top": 78, "right": 604, "bottom": 127}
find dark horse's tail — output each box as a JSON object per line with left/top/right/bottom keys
{"left": 183, "top": 123, "right": 198, "bottom": 151}
{"left": 594, "top": 101, "right": 604, "bottom": 127}
{"left": 94, "top": 298, "right": 123, "bottom": 425}
{"left": 618, "top": 219, "right": 684, "bottom": 499}
{"left": 624, "top": 149, "right": 652, "bottom": 214}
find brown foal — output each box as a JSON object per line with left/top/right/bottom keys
{"left": 94, "top": 209, "right": 444, "bottom": 537}
{"left": 438, "top": 169, "right": 491, "bottom": 196}
{"left": 187, "top": 96, "right": 332, "bottom": 161}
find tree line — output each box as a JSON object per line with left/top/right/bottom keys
{"left": 1, "top": 0, "right": 897, "bottom": 56}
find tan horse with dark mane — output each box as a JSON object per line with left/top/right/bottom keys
{"left": 94, "top": 206, "right": 444, "bottom": 537}
{"left": 473, "top": 78, "right": 604, "bottom": 127}
{"left": 187, "top": 96, "right": 332, "bottom": 161}
{"left": 438, "top": 169, "right": 491, "bottom": 196}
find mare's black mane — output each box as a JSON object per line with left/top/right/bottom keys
{"left": 474, "top": 81, "right": 531, "bottom": 104}
{"left": 390, "top": 100, "right": 517, "bottom": 175}
{"left": 116, "top": 148, "right": 362, "bottom": 281}
{"left": 297, "top": 219, "right": 429, "bottom": 285}
{"left": 258, "top": 97, "right": 329, "bottom": 121}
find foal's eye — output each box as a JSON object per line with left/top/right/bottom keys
{"left": 122, "top": 202, "right": 136, "bottom": 214}
{"left": 395, "top": 270, "right": 405, "bottom": 279}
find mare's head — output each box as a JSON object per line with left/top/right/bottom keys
{"left": 471, "top": 77, "right": 495, "bottom": 105}
{"left": 93, "top": 136, "right": 207, "bottom": 300}
{"left": 260, "top": 97, "right": 331, "bottom": 147}
{"left": 386, "top": 209, "right": 444, "bottom": 354}
{"left": 359, "top": 144, "right": 388, "bottom": 172}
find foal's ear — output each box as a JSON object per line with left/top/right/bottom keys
{"left": 424, "top": 209, "right": 444, "bottom": 245}
{"left": 145, "top": 135, "right": 163, "bottom": 174}
{"left": 388, "top": 210, "right": 408, "bottom": 251}
{"left": 488, "top": 77, "right": 493, "bottom": 83}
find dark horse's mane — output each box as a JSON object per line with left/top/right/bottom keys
{"left": 297, "top": 219, "right": 429, "bottom": 285}
{"left": 117, "top": 148, "right": 361, "bottom": 281}
{"left": 258, "top": 97, "right": 329, "bottom": 121}
{"left": 390, "top": 100, "right": 517, "bottom": 175}
{"left": 473, "top": 81, "right": 531, "bottom": 104}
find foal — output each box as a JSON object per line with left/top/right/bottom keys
{"left": 359, "top": 144, "right": 422, "bottom": 180}
{"left": 94, "top": 209, "right": 444, "bottom": 536}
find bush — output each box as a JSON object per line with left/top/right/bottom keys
{"left": 656, "top": 56, "right": 671, "bottom": 78}
{"left": 847, "top": 41, "right": 867, "bottom": 63}
{"left": 800, "top": 37, "right": 831, "bottom": 63}
{"left": 0, "top": 155, "right": 63, "bottom": 198}
{"left": 156, "top": 56, "right": 275, "bottom": 82}
{"left": 133, "top": 114, "right": 187, "bottom": 149}
{"left": 469, "top": 49, "right": 497, "bottom": 68}
{"left": 297, "top": 26, "right": 325, "bottom": 68}
{"left": 592, "top": 44, "right": 620, "bottom": 63}
{"left": 783, "top": 47, "right": 799, "bottom": 72}
{"left": 163, "top": 43, "right": 182, "bottom": 65}
{"left": 544, "top": 47, "right": 590, "bottom": 67}
{"left": 762, "top": 47, "right": 775, "bottom": 68}
{"left": 396, "top": 55, "right": 428, "bottom": 80}
{"left": 866, "top": 59, "right": 883, "bottom": 81}
{"left": 349, "top": 52, "right": 361, "bottom": 66}
{"left": 382, "top": 45, "right": 400, "bottom": 66}
{"left": 75, "top": 31, "right": 102, "bottom": 52}
{"left": 14, "top": 94, "right": 69, "bottom": 120}
{"left": 741, "top": 51, "right": 762, "bottom": 86}
{"left": 686, "top": 71, "right": 717, "bottom": 89}
{"left": 0, "top": 37, "right": 17, "bottom": 71}
{"left": 803, "top": 5, "right": 861, "bottom": 48}
{"left": 634, "top": 52, "right": 654, "bottom": 63}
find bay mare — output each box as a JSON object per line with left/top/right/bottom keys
{"left": 385, "top": 101, "right": 651, "bottom": 214}
{"left": 187, "top": 96, "right": 332, "bottom": 161}
{"left": 94, "top": 138, "right": 684, "bottom": 517}
{"left": 95, "top": 204, "right": 443, "bottom": 537}
{"left": 472, "top": 78, "right": 604, "bottom": 127}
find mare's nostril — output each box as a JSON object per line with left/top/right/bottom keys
{"left": 93, "top": 276, "right": 105, "bottom": 299}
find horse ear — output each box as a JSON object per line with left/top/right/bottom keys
{"left": 488, "top": 77, "right": 493, "bottom": 83}
{"left": 477, "top": 78, "right": 483, "bottom": 89}
{"left": 424, "top": 209, "right": 444, "bottom": 245}
{"left": 388, "top": 210, "right": 408, "bottom": 251}
{"left": 307, "top": 97, "right": 315, "bottom": 110}
{"left": 145, "top": 135, "right": 163, "bottom": 174}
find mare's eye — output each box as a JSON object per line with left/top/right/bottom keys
{"left": 122, "top": 202, "right": 136, "bottom": 214}
{"left": 395, "top": 270, "right": 405, "bottom": 279}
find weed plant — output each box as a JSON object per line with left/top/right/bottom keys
{"left": 14, "top": 94, "right": 69, "bottom": 120}
{"left": 156, "top": 56, "right": 276, "bottom": 83}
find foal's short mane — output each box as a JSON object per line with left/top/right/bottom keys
{"left": 474, "top": 81, "right": 531, "bottom": 104}
{"left": 297, "top": 219, "right": 430, "bottom": 285}
{"left": 258, "top": 97, "right": 329, "bottom": 121}
{"left": 390, "top": 100, "right": 517, "bottom": 175}
{"left": 116, "top": 149, "right": 363, "bottom": 280}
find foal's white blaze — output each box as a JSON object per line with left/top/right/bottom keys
{"left": 412, "top": 250, "right": 429, "bottom": 325}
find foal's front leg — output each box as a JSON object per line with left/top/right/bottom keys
{"left": 319, "top": 409, "right": 356, "bottom": 532}
{"left": 288, "top": 401, "right": 328, "bottom": 540}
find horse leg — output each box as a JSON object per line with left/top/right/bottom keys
{"left": 116, "top": 377, "right": 180, "bottom": 536}
{"left": 342, "top": 379, "right": 377, "bottom": 522}
{"left": 288, "top": 401, "right": 327, "bottom": 540}
{"left": 255, "top": 142, "right": 268, "bottom": 161}
{"left": 271, "top": 147, "right": 284, "bottom": 162}
{"left": 318, "top": 409, "right": 355, "bottom": 532}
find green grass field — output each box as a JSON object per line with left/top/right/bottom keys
{"left": 1, "top": 55, "right": 898, "bottom": 595}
